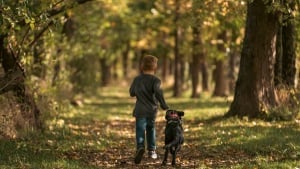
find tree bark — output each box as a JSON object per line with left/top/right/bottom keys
{"left": 274, "top": 26, "right": 283, "bottom": 86}
{"left": 180, "top": 57, "right": 185, "bottom": 88}
{"left": 173, "top": 0, "right": 182, "bottom": 97}
{"left": 191, "top": 26, "right": 201, "bottom": 98}
{"left": 281, "top": 17, "right": 296, "bottom": 87}
{"left": 228, "top": 50, "right": 238, "bottom": 93}
{"left": 122, "top": 41, "right": 130, "bottom": 78}
{"left": 274, "top": 2, "right": 296, "bottom": 88}
{"left": 201, "top": 61, "right": 209, "bottom": 91}
{"left": 52, "top": 14, "right": 76, "bottom": 86}
{"left": 100, "top": 58, "right": 111, "bottom": 86}
{"left": 213, "top": 31, "right": 228, "bottom": 97}
{"left": 213, "top": 60, "right": 228, "bottom": 97}
{"left": 161, "top": 56, "right": 169, "bottom": 82}
{"left": 226, "top": 0, "right": 278, "bottom": 118}
{"left": 0, "top": 35, "right": 42, "bottom": 130}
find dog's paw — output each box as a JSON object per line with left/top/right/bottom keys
{"left": 162, "top": 161, "right": 167, "bottom": 166}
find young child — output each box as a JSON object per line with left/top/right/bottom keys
{"left": 129, "top": 55, "right": 169, "bottom": 164}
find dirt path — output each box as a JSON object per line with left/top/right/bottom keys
{"left": 61, "top": 88, "right": 251, "bottom": 168}
{"left": 62, "top": 117, "right": 251, "bottom": 169}
{"left": 64, "top": 119, "right": 201, "bottom": 168}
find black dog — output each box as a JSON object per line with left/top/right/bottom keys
{"left": 162, "top": 109, "right": 184, "bottom": 166}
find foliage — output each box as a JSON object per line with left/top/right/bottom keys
{"left": 1, "top": 0, "right": 245, "bottom": 92}
{"left": 0, "top": 0, "right": 97, "bottom": 137}
{"left": 0, "top": 3, "right": 299, "bottom": 169}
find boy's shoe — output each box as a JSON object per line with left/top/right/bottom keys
{"left": 134, "top": 147, "right": 145, "bottom": 164}
{"left": 148, "top": 150, "right": 158, "bottom": 159}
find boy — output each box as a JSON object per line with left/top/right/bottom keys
{"left": 129, "top": 55, "right": 169, "bottom": 164}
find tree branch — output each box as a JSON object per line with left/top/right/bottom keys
{"left": 47, "top": 0, "right": 94, "bottom": 17}
{"left": 28, "top": 20, "right": 54, "bottom": 48}
{"left": 28, "top": 0, "right": 94, "bottom": 48}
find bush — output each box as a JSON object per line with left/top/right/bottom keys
{"left": 267, "top": 87, "right": 300, "bottom": 121}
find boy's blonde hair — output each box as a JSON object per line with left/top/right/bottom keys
{"left": 140, "top": 55, "right": 158, "bottom": 71}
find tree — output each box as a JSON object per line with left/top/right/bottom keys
{"left": 0, "top": 0, "right": 93, "bottom": 132}
{"left": 226, "top": 0, "right": 279, "bottom": 118}
{"left": 173, "top": 0, "right": 183, "bottom": 97}
{"left": 212, "top": 31, "right": 229, "bottom": 97}
{"left": 274, "top": 1, "right": 297, "bottom": 87}
{"left": 190, "top": 0, "right": 206, "bottom": 98}
{"left": 209, "top": 0, "right": 245, "bottom": 97}
{"left": 191, "top": 26, "right": 201, "bottom": 98}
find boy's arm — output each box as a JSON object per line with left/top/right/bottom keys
{"left": 154, "top": 79, "right": 169, "bottom": 110}
{"left": 129, "top": 79, "right": 136, "bottom": 97}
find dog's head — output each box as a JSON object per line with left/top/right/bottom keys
{"left": 165, "top": 110, "right": 184, "bottom": 121}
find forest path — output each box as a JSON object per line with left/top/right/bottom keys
{"left": 61, "top": 86, "right": 249, "bottom": 169}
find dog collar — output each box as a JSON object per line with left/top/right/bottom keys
{"left": 167, "top": 119, "right": 181, "bottom": 124}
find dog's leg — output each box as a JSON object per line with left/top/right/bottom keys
{"left": 171, "top": 147, "right": 178, "bottom": 166}
{"left": 162, "top": 148, "right": 169, "bottom": 165}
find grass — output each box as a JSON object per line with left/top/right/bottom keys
{"left": 1, "top": 86, "right": 300, "bottom": 168}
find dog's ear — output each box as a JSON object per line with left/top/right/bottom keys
{"left": 165, "top": 110, "right": 171, "bottom": 120}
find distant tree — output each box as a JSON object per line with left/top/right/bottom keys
{"left": 122, "top": 41, "right": 130, "bottom": 78}
{"left": 191, "top": 26, "right": 201, "bottom": 98}
{"left": 275, "top": 1, "right": 297, "bottom": 87}
{"left": 53, "top": 13, "right": 76, "bottom": 86}
{"left": 213, "top": 31, "right": 229, "bottom": 97}
{"left": 190, "top": 0, "right": 205, "bottom": 98}
{"left": 226, "top": 0, "right": 279, "bottom": 118}
{"left": 211, "top": 0, "right": 245, "bottom": 96}
{"left": 173, "top": 0, "right": 183, "bottom": 97}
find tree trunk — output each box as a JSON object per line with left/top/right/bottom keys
{"left": 191, "top": 26, "right": 201, "bottom": 98}
{"left": 169, "top": 57, "right": 174, "bottom": 77}
{"left": 112, "top": 59, "right": 118, "bottom": 79}
{"left": 180, "top": 57, "right": 185, "bottom": 88}
{"left": 213, "top": 60, "right": 228, "bottom": 97}
{"left": 281, "top": 17, "right": 296, "bottom": 87}
{"left": 201, "top": 61, "right": 209, "bottom": 91}
{"left": 228, "top": 27, "right": 242, "bottom": 93}
{"left": 228, "top": 50, "right": 238, "bottom": 93}
{"left": 274, "top": 1, "right": 296, "bottom": 87}
{"left": 0, "top": 35, "right": 42, "bottom": 130}
{"left": 274, "top": 26, "right": 283, "bottom": 86}
{"left": 122, "top": 41, "right": 130, "bottom": 78}
{"left": 213, "top": 31, "right": 228, "bottom": 97}
{"left": 161, "top": 56, "right": 169, "bottom": 82}
{"left": 100, "top": 58, "right": 111, "bottom": 86}
{"left": 52, "top": 14, "right": 75, "bottom": 86}
{"left": 226, "top": 0, "right": 278, "bottom": 118}
{"left": 173, "top": 0, "right": 182, "bottom": 97}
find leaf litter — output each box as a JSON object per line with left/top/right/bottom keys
{"left": 61, "top": 118, "right": 254, "bottom": 169}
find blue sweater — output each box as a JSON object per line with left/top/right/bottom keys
{"left": 130, "top": 73, "right": 169, "bottom": 118}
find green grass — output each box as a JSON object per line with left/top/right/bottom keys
{"left": 1, "top": 86, "right": 300, "bottom": 168}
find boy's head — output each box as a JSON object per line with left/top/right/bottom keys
{"left": 140, "top": 55, "right": 158, "bottom": 72}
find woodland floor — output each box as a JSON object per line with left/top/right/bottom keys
{"left": 60, "top": 86, "right": 225, "bottom": 169}
{"left": 62, "top": 118, "right": 254, "bottom": 169}
{"left": 1, "top": 85, "right": 300, "bottom": 168}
